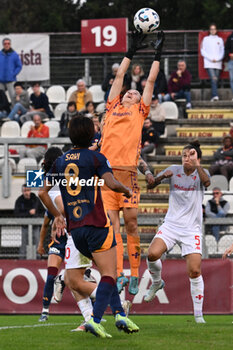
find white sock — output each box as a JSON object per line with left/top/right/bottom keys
{"left": 90, "top": 287, "right": 97, "bottom": 300}
{"left": 190, "top": 275, "right": 204, "bottom": 317}
{"left": 42, "top": 307, "right": 49, "bottom": 314}
{"left": 77, "top": 298, "right": 93, "bottom": 322}
{"left": 147, "top": 258, "right": 162, "bottom": 284}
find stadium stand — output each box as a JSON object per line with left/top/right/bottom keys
{"left": 44, "top": 120, "right": 60, "bottom": 137}
{"left": 54, "top": 103, "right": 67, "bottom": 120}
{"left": 17, "top": 158, "right": 37, "bottom": 173}
{"left": 218, "top": 235, "right": 233, "bottom": 254}
{"left": 20, "top": 121, "right": 34, "bottom": 137}
{"left": 161, "top": 101, "right": 179, "bottom": 119}
{"left": 66, "top": 85, "right": 76, "bottom": 101}
{"left": 207, "top": 175, "right": 228, "bottom": 191}
{"left": 46, "top": 85, "right": 66, "bottom": 104}
{"left": 1, "top": 121, "right": 20, "bottom": 138}
{"left": 88, "top": 84, "right": 105, "bottom": 103}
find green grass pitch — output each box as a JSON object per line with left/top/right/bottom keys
{"left": 0, "top": 315, "right": 232, "bottom": 350}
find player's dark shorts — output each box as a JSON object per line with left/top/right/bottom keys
{"left": 71, "top": 225, "right": 116, "bottom": 259}
{"left": 48, "top": 234, "right": 67, "bottom": 260}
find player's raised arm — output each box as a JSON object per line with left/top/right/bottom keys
{"left": 108, "top": 31, "right": 147, "bottom": 102}
{"left": 142, "top": 31, "right": 165, "bottom": 106}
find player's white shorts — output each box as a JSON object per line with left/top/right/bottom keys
{"left": 65, "top": 235, "right": 92, "bottom": 269}
{"left": 154, "top": 222, "right": 202, "bottom": 256}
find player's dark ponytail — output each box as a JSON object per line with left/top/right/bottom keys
{"left": 183, "top": 139, "right": 202, "bottom": 159}
{"left": 43, "top": 147, "right": 63, "bottom": 174}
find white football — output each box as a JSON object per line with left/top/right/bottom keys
{"left": 134, "top": 8, "right": 160, "bottom": 34}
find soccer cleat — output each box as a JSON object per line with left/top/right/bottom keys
{"left": 195, "top": 316, "right": 206, "bottom": 324}
{"left": 122, "top": 300, "right": 132, "bottom": 317}
{"left": 117, "top": 273, "right": 129, "bottom": 294}
{"left": 144, "top": 280, "right": 165, "bottom": 302}
{"left": 54, "top": 274, "right": 66, "bottom": 303}
{"left": 128, "top": 276, "right": 139, "bottom": 295}
{"left": 71, "top": 321, "right": 86, "bottom": 332}
{"left": 84, "top": 268, "right": 96, "bottom": 283}
{"left": 38, "top": 312, "right": 49, "bottom": 322}
{"left": 84, "top": 318, "right": 112, "bottom": 338}
{"left": 115, "top": 314, "right": 139, "bottom": 334}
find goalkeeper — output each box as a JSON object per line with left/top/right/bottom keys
{"left": 101, "top": 31, "right": 165, "bottom": 295}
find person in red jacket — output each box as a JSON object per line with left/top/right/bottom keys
{"left": 164, "top": 60, "right": 192, "bottom": 108}
{"left": 19, "top": 114, "right": 49, "bottom": 161}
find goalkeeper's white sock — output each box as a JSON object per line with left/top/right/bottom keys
{"left": 190, "top": 275, "right": 204, "bottom": 317}
{"left": 147, "top": 258, "right": 162, "bottom": 284}
{"left": 77, "top": 298, "right": 93, "bottom": 322}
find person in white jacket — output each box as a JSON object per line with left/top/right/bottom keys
{"left": 201, "top": 24, "right": 224, "bottom": 101}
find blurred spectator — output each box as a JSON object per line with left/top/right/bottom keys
{"left": 20, "top": 82, "right": 54, "bottom": 123}
{"left": 14, "top": 184, "right": 44, "bottom": 259}
{"left": 141, "top": 118, "right": 158, "bottom": 162}
{"left": 0, "top": 89, "right": 10, "bottom": 120}
{"left": 14, "top": 184, "right": 44, "bottom": 217}
{"left": 19, "top": 114, "right": 49, "bottom": 161}
{"left": 8, "top": 82, "right": 29, "bottom": 122}
{"left": 68, "top": 79, "right": 92, "bottom": 112}
{"left": 92, "top": 115, "right": 101, "bottom": 148}
{"left": 164, "top": 60, "right": 192, "bottom": 108}
{"left": 149, "top": 94, "right": 166, "bottom": 136}
{"left": 209, "top": 135, "right": 233, "bottom": 181}
{"left": 102, "top": 63, "right": 130, "bottom": 101}
{"left": 129, "top": 63, "right": 146, "bottom": 94}
{"left": 0, "top": 37, "right": 22, "bottom": 102}
{"left": 154, "top": 69, "right": 168, "bottom": 103}
{"left": 59, "top": 101, "right": 78, "bottom": 137}
{"left": 201, "top": 24, "right": 224, "bottom": 101}
{"left": 84, "top": 101, "right": 98, "bottom": 118}
{"left": 225, "top": 31, "right": 233, "bottom": 100}
{"left": 205, "top": 187, "right": 230, "bottom": 241}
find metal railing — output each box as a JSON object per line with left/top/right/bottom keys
{"left": 1, "top": 137, "right": 70, "bottom": 198}
{"left": 0, "top": 216, "right": 232, "bottom": 259}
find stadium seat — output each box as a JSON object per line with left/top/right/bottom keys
{"left": 46, "top": 85, "right": 66, "bottom": 104}
{"left": 1, "top": 226, "right": 22, "bottom": 247}
{"left": 0, "top": 158, "right": 17, "bottom": 173}
{"left": 1, "top": 121, "right": 20, "bottom": 138}
{"left": 218, "top": 235, "right": 233, "bottom": 254}
{"left": 45, "top": 120, "right": 60, "bottom": 137}
{"left": 54, "top": 103, "right": 67, "bottom": 120}
{"left": 96, "top": 102, "right": 106, "bottom": 114}
{"left": 229, "top": 177, "right": 233, "bottom": 192}
{"left": 66, "top": 85, "right": 77, "bottom": 101}
{"left": 20, "top": 121, "right": 34, "bottom": 137}
{"left": 27, "top": 86, "right": 45, "bottom": 96}
{"left": 17, "top": 158, "right": 37, "bottom": 173}
{"left": 207, "top": 175, "right": 228, "bottom": 191}
{"left": 161, "top": 101, "right": 178, "bottom": 120}
{"left": 205, "top": 235, "right": 217, "bottom": 255}
{"left": 88, "top": 85, "right": 105, "bottom": 103}
{"left": 0, "top": 145, "right": 4, "bottom": 157}
{"left": 168, "top": 244, "right": 181, "bottom": 255}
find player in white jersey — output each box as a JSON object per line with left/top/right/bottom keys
{"left": 144, "top": 140, "right": 210, "bottom": 323}
{"left": 37, "top": 147, "right": 97, "bottom": 329}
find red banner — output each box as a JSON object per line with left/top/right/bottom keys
{"left": 198, "top": 31, "right": 232, "bottom": 79}
{"left": 0, "top": 259, "right": 232, "bottom": 314}
{"left": 81, "top": 18, "right": 128, "bottom": 53}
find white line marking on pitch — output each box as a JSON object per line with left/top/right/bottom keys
{"left": 0, "top": 322, "right": 77, "bottom": 331}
